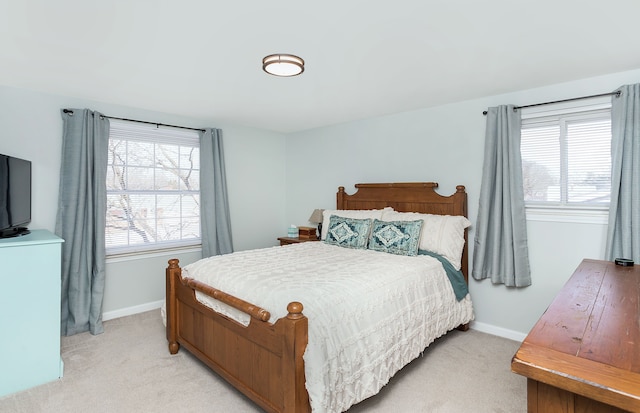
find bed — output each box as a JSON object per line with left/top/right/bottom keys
{"left": 165, "top": 182, "right": 474, "bottom": 413}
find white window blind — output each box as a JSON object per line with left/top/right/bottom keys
{"left": 106, "top": 120, "right": 201, "bottom": 255}
{"left": 521, "top": 99, "right": 612, "bottom": 207}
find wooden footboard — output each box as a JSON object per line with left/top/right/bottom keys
{"left": 166, "top": 259, "right": 310, "bottom": 413}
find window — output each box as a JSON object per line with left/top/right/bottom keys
{"left": 521, "top": 99, "right": 612, "bottom": 209}
{"left": 106, "top": 120, "right": 201, "bottom": 255}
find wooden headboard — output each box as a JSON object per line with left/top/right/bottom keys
{"left": 337, "top": 182, "right": 469, "bottom": 282}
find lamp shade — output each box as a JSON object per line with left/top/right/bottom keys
{"left": 308, "top": 209, "right": 324, "bottom": 224}
{"left": 262, "top": 54, "right": 304, "bottom": 77}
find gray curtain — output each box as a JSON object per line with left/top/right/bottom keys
{"left": 472, "top": 105, "right": 531, "bottom": 287}
{"left": 56, "top": 109, "right": 109, "bottom": 335}
{"left": 200, "top": 128, "right": 233, "bottom": 257}
{"left": 606, "top": 84, "right": 640, "bottom": 263}
{"left": 0, "top": 160, "right": 8, "bottom": 229}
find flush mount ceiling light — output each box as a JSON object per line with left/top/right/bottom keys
{"left": 262, "top": 54, "right": 304, "bottom": 77}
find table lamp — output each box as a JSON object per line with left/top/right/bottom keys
{"left": 308, "top": 209, "right": 325, "bottom": 240}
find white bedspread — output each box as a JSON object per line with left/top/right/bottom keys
{"left": 183, "top": 242, "right": 474, "bottom": 413}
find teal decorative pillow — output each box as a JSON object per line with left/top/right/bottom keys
{"left": 324, "top": 216, "right": 372, "bottom": 249}
{"left": 368, "top": 219, "right": 423, "bottom": 256}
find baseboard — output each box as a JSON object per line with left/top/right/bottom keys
{"left": 470, "top": 321, "right": 527, "bottom": 343}
{"left": 102, "top": 300, "right": 164, "bottom": 322}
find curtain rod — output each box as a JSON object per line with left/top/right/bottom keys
{"left": 481, "top": 90, "right": 621, "bottom": 115}
{"left": 62, "top": 109, "right": 206, "bottom": 132}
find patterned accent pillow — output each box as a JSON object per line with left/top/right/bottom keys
{"left": 368, "top": 219, "right": 423, "bottom": 256}
{"left": 324, "top": 216, "right": 373, "bottom": 249}
{"left": 380, "top": 210, "right": 471, "bottom": 270}
{"left": 320, "top": 208, "right": 392, "bottom": 240}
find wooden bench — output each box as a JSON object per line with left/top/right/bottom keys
{"left": 511, "top": 259, "right": 640, "bottom": 412}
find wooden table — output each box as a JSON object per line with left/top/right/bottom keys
{"left": 511, "top": 259, "right": 640, "bottom": 413}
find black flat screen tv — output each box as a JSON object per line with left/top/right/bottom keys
{"left": 0, "top": 154, "right": 31, "bottom": 238}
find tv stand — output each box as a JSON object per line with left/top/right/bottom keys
{"left": 0, "top": 230, "right": 64, "bottom": 397}
{"left": 0, "top": 226, "right": 30, "bottom": 238}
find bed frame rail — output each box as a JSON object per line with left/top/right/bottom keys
{"left": 166, "top": 259, "right": 310, "bottom": 413}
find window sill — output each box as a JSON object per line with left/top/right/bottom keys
{"left": 525, "top": 206, "right": 609, "bottom": 224}
{"left": 106, "top": 244, "right": 201, "bottom": 263}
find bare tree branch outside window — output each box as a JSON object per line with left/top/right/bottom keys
{"left": 106, "top": 123, "right": 201, "bottom": 254}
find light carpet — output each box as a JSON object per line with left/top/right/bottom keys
{"left": 0, "top": 310, "right": 526, "bottom": 412}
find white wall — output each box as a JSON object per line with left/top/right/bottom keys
{"left": 2, "top": 67, "right": 638, "bottom": 337}
{"left": 0, "top": 85, "right": 287, "bottom": 317}
{"left": 284, "top": 68, "right": 640, "bottom": 340}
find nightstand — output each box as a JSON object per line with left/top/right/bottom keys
{"left": 277, "top": 237, "right": 320, "bottom": 246}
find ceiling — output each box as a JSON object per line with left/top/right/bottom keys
{"left": 2, "top": 1, "right": 639, "bottom": 133}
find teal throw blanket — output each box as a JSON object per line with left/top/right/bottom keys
{"left": 418, "top": 249, "right": 469, "bottom": 301}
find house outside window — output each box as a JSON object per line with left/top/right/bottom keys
{"left": 106, "top": 120, "right": 201, "bottom": 255}
{"left": 520, "top": 97, "right": 612, "bottom": 222}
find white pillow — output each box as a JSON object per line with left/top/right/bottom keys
{"left": 321, "top": 208, "right": 392, "bottom": 240}
{"left": 381, "top": 210, "right": 471, "bottom": 270}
